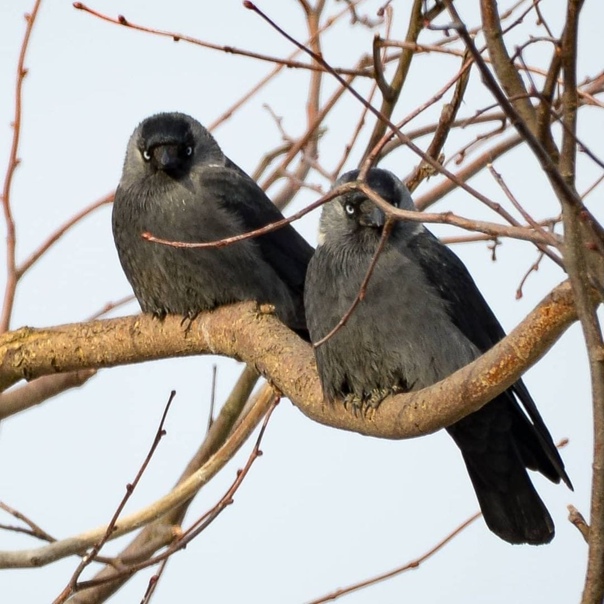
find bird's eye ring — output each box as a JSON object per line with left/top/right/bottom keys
{"left": 142, "top": 149, "right": 151, "bottom": 161}
{"left": 185, "top": 146, "right": 193, "bottom": 156}
{"left": 344, "top": 202, "right": 356, "bottom": 216}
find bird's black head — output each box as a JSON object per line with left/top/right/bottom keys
{"left": 120, "top": 112, "right": 224, "bottom": 185}
{"left": 137, "top": 113, "right": 198, "bottom": 178}
{"left": 319, "top": 168, "right": 415, "bottom": 245}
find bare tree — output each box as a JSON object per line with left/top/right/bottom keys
{"left": 1, "top": 1, "right": 602, "bottom": 602}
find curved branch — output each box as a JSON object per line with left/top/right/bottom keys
{"left": 0, "top": 281, "right": 578, "bottom": 441}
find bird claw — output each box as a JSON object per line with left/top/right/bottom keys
{"left": 180, "top": 311, "right": 199, "bottom": 333}
{"left": 343, "top": 389, "right": 389, "bottom": 418}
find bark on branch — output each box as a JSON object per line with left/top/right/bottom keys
{"left": 0, "top": 281, "right": 579, "bottom": 440}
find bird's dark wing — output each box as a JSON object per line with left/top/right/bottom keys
{"left": 405, "top": 228, "right": 572, "bottom": 488}
{"left": 197, "top": 162, "right": 314, "bottom": 298}
{"left": 405, "top": 228, "right": 505, "bottom": 352}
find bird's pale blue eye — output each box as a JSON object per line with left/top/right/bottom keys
{"left": 185, "top": 146, "right": 193, "bottom": 156}
{"left": 344, "top": 202, "right": 356, "bottom": 216}
{"left": 142, "top": 150, "right": 151, "bottom": 161}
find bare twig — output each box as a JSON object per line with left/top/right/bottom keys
{"left": 0, "top": 502, "right": 57, "bottom": 544}
{"left": 70, "top": 395, "right": 280, "bottom": 595}
{"left": 61, "top": 368, "right": 264, "bottom": 603}
{"left": 139, "top": 558, "right": 168, "bottom": 604}
{"left": 143, "top": 180, "right": 561, "bottom": 256}
{"left": 568, "top": 504, "right": 590, "bottom": 544}
{"left": 313, "top": 219, "right": 393, "bottom": 348}
{"left": 364, "top": 0, "right": 437, "bottom": 157}
{"left": 405, "top": 50, "right": 472, "bottom": 192}
{"left": 0, "top": 370, "right": 96, "bottom": 420}
{"left": 1, "top": 0, "right": 43, "bottom": 333}
{"left": 17, "top": 192, "right": 113, "bottom": 277}
{"left": 72, "top": 2, "right": 368, "bottom": 78}
{"left": 52, "top": 392, "right": 176, "bottom": 604}
{"left": 306, "top": 512, "right": 482, "bottom": 604}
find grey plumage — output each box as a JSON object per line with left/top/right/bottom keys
{"left": 304, "top": 168, "right": 571, "bottom": 545}
{"left": 112, "top": 112, "right": 313, "bottom": 338}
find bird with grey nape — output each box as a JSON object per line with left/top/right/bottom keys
{"left": 304, "top": 168, "right": 571, "bottom": 545}
{"left": 112, "top": 112, "right": 314, "bottom": 339}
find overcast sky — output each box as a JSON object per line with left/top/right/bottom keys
{"left": 1, "top": 1, "right": 602, "bottom": 602}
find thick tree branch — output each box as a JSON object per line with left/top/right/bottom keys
{"left": 480, "top": 0, "right": 538, "bottom": 130}
{"left": 363, "top": 0, "right": 427, "bottom": 157}
{"left": 0, "top": 281, "right": 579, "bottom": 441}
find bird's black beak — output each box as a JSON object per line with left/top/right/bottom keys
{"left": 153, "top": 144, "right": 181, "bottom": 171}
{"left": 359, "top": 205, "right": 386, "bottom": 228}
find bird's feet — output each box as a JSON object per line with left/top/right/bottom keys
{"left": 343, "top": 388, "right": 393, "bottom": 418}
{"left": 180, "top": 310, "right": 200, "bottom": 334}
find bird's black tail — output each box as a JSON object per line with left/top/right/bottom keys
{"left": 447, "top": 394, "right": 560, "bottom": 545}
{"left": 455, "top": 443, "right": 555, "bottom": 544}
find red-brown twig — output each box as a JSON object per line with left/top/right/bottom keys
{"left": 142, "top": 179, "right": 559, "bottom": 255}
{"left": 1, "top": 0, "right": 43, "bottom": 333}
{"left": 52, "top": 391, "right": 176, "bottom": 604}
{"left": 73, "top": 394, "right": 280, "bottom": 592}
{"left": 17, "top": 192, "right": 114, "bottom": 277}
{"left": 313, "top": 219, "right": 393, "bottom": 348}
{"left": 515, "top": 251, "right": 546, "bottom": 300}
{"left": 142, "top": 185, "right": 345, "bottom": 249}
{"left": 306, "top": 512, "right": 482, "bottom": 604}
{"left": 72, "top": 2, "right": 368, "bottom": 78}
{"left": 244, "top": 0, "right": 562, "bottom": 254}
{"left": 0, "top": 501, "right": 56, "bottom": 544}
{"left": 140, "top": 558, "right": 169, "bottom": 604}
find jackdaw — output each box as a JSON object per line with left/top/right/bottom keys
{"left": 112, "top": 112, "right": 314, "bottom": 338}
{"left": 304, "top": 168, "right": 571, "bottom": 545}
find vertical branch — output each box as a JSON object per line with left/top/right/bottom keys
{"left": 564, "top": 206, "right": 604, "bottom": 604}
{"left": 480, "top": 0, "right": 559, "bottom": 158}
{"left": 479, "top": 0, "right": 536, "bottom": 128}
{"left": 1, "top": 0, "right": 43, "bottom": 333}
{"left": 268, "top": 1, "right": 327, "bottom": 210}
{"left": 557, "top": 2, "right": 604, "bottom": 601}
{"left": 363, "top": 0, "right": 425, "bottom": 157}
{"left": 302, "top": 2, "right": 324, "bottom": 166}
{"left": 559, "top": 0, "right": 582, "bottom": 183}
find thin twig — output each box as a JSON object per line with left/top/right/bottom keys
{"left": 306, "top": 512, "right": 482, "bottom": 604}
{"left": 140, "top": 558, "right": 169, "bottom": 604}
{"left": 53, "top": 392, "right": 176, "bottom": 604}
{"left": 1, "top": 0, "right": 43, "bottom": 333}
{"left": 17, "top": 192, "right": 114, "bottom": 277}
{"left": 63, "top": 369, "right": 264, "bottom": 603}
{"left": 72, "top": 2, "right": 368, "bottom": 78}
{"left": 73, "top": 395, "right": 280, "bottom": 593}
{"left": 0, "top": 502, "right": 57, "bottom": 544}
{"left": 313, "top": 220, "right": 393, "bottom": 348}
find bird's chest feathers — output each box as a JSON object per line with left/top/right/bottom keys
{"left": 327, "top": 237, "right": 422, "bottom": 305}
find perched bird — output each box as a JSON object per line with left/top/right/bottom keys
{"left": 304, "top": 168, "right": 571, "bottom": 545}
{"left": 112, "top": 112, "right": 314, "bottom": 338}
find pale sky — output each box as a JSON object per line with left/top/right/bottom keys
{"left": 0, "top": 1, "right": 602, "bottom": 602}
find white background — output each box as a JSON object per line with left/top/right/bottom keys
{"left": 0, "top": 1, "right": 601, "bottom": 602}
